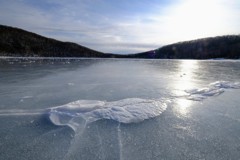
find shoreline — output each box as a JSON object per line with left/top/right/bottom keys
{"left": 0, "top": 56, "right": 239, "bottom": 61}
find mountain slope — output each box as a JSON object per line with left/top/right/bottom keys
{"left": 1, "top": 25, "right": 240, "bottom": 59}
{"left": 129, "top": 35, "right": 240, "bottom": 59}
{"left": 0, "top": 25, "right": 113, "bottom": 57}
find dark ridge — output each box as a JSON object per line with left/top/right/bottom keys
{"left": 0, "top": 24, "right": 239, "bottom": 59}
{"left": 129, "top": 35, "right": 240, "bottom": 59}
{"left": 0, "top": 24, "right": 118, "bottom": 58}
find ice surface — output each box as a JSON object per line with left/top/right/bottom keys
{"left": 49, "top": 98, "right": 168, "bottom": 131}
{"left": 1, "top": 59, "right": 240, "bottom": 160}
{"left": 0, "top": 109, "right": 44, "bottom": 116}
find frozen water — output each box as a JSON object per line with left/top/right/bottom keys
{"left": 1, "top": 58, "right": 240, "bottom": 160}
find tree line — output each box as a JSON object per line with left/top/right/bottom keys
{"left": 1, "top": 24, "right": 239, "bottom": 59}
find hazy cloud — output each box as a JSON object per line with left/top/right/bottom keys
{"left": 0, "top": 0, "right": 239, "bottom": 53}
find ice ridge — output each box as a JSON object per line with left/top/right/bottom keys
{"left": 185, "top": 81, "right": 240, "bottom": 101}
{"left": 48, "top": 98, "right": 168, "bottom": 131}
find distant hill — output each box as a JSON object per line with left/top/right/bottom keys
{"left": 0, "top": 24, "right": 115, "bottom": 57}
{"left": 129, "top": 35, "right": 240, "bottom": 59}
{"left": 0, "top": 24, "right": 240, "bottom": 59}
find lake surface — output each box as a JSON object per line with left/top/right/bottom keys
{"left": 0, "top": 58, "right": 240, "bottom": 160}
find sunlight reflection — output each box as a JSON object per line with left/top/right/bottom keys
{"left": 174, "top": 60, "right": 199, "bottom": 117}
{"left": 175, "top": 98, "right": 192, "bottom": 117}
{"left": 177, "top": 60, "right": 198, "bottom": 90}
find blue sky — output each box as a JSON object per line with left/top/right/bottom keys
{"left": 0, "top": 0, "right": 239, "bottom": 54}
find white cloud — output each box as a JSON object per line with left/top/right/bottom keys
{"left": 0, "top": 0, "right": 239, "bottom": 53}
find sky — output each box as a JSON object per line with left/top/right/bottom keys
{"left": 0, "top": 0, "right": 239, "bottom": 54}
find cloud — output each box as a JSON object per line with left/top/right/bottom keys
{"left": 80, "top": 42, "right": 160, "bottom": 54}
{"left": 0, "top": 0, "right": 239, "bottom": 54}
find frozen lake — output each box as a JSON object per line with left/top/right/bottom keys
{"left": 0, "top": 58, "right": 240, "bottom": 160}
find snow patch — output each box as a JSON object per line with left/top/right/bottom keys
{"left": 48, "top": 98, "right": 168, "bottom": 131}
{"left": 185, "top": 81, "right": 240, "bottom": 101}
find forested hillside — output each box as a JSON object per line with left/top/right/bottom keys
{"left": 0, "top": 25, "right": 112, "bottom": 57}
{"left": 1, "top": 25, "right": 239, "bottom": 59}
{"left": 130, "top": 35, "right": 240, "bottom": 59}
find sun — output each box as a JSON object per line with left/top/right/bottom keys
{"left": 164, "top": 0, "right": 230, "bottom": 42}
